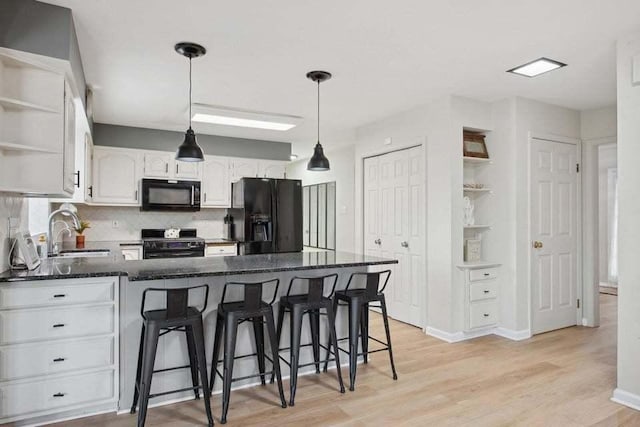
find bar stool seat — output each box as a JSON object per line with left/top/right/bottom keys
{"left": 209, "top": 279, "right": 287, "bottom": 424}
{"left": 131, "top": 285, "right": 213, "bottom": 427}
{"left": 272, "top": 274, "right": 345, "bottom": 406}
{"left": 324, "top": 270, "right": 398, "bottom": 391}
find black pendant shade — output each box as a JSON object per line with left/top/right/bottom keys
{"left": 175, "top": 42, "right": 206, "bottom": 162}
{"left": 307, "top": 142, "right": 330, "bottom": 171}
{"left": 176, "top": 127, "right": 204, "bottom": 162}
{"left": 306, "top": 70, "right": 332, "bottom": 171}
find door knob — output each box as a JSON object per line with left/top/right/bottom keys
{"left": 532, "top": 241, "right": 543, "bottom": 249}
{"left": 374, "top": 239, "right": 381, "bottom": 245}
{"left": 401, "top": 241, "right": 409, "bottom": 248}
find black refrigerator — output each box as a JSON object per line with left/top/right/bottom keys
{"left": 226, "top": 178, "right": 303, "bottom": 255}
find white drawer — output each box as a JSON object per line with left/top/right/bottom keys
{"left": 0, "top": 369, "right": 115, "bottom": 419}
{"left": 205, "top": 244, "right": 237, "bottom": 257}
{"left": 469, "top": 267, "right": 498, "bottom": 282}
{"left": 0, "top": 336, "right": 114, "bottom": 381}
{"left": 469, "top": 301, "right": 498, "bottom": 329}
{"left": 0, "top": 305, "right": 114, "bottom": 345}
{"left": 0, "top": 279, "right": 115, "bottom": 309}
{"left": 469, "top": 281, "right": 498, "bottom": 302}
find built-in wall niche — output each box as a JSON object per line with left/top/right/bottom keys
{"left": 462, "top": 129, "right": 494, "bottom": 265}
{"left": 302, "top": 182, "right": 336, "bottom": 250}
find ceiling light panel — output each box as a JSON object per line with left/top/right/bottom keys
{"left": 507, "top": 57, "right": 567, "bottom": 77}
{"left": 191, "top": 104, "right": 301, "bottom": 131}
{"left": 192, "top": 113, "right": 296, "bottom": 130}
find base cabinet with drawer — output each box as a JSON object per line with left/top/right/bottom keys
{"left": 459, "top": 264, "right": 501, "bottom": 331}
{"left": 205, "top": 242, "right": 238, "bottom": 257}
{"left": 0, "top": 277, "right": 119, "bottom": 424}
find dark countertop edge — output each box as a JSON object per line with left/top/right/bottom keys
{"left": 0, "top": 259, "right": 398, "bottom": 283}
{"left": 127, "top": 259, "right": 398, "bottom": 282}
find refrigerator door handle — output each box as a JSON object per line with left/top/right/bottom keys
{"left": 271, "top": 180, "right": 278, "bottom": 252}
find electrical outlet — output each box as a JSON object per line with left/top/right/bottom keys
{"left": 112, "top": 220, "right": 119, "bottom": 228}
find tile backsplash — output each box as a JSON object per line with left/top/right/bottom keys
{"left": 59, "top": 205, "right": 227, "bottom": 242}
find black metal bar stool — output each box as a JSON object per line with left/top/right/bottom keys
{"left": 271, "top": 274, "right": 345, "bottom": 406}
{"left": 323, "top": 270, "right": 398, "bottom": 391}
{"left": 209, "top": 278, "right": 286, "bottom": 424}
{"left": 130, "top": 285, "right": 213, "bottom": 427}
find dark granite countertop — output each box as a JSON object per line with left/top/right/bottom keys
{"left": 0, "top": 251, "right": 397, "bottom": 283}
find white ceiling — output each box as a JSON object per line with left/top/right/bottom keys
{"left": 42, "top": 0, "right": 640, "bottom": 154}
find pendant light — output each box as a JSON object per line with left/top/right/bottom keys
{"left": 175, "top": 42, "right": 206, "bottom": 162}
{"left": 306, "top": 70, "right": 331, "bottom": 171}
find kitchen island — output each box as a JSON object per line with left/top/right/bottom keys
{"left": 0, "top": 251, "right": 397, "bottom": 425}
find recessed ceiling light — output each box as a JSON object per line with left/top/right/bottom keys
{"left": 192, "top": 113, "right": 296, "bottom": 131}
{"left": 507, "top": 57, "right": 567, "bottom": 77}
{"left": 290, "top": 154, "right": 298, "bottom": 161}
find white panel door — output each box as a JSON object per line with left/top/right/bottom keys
{"left": 530, "top": 138, "right": 578, "bottom": 334}
{"left": 92, "top": 147, "right": 141, "bottom": 205}
{"left": 174, "top": 160, "right": 201, "bottom": 180}
{"left": 202, "top": 156, "right": 230, "bottom": 207}
{"left": 143, "top": 152, "right": 170, "bottom": 178}
{"left": 363, "top": 156, "right": 381, "bottom": 257}
{"left": 363, "top": 146, "right": 425, "bottom": 327}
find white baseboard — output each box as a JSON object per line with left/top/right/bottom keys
{"left": 612, "top": 388, "right": 640, "bottom": 411}
{"left": 493, "top": 327, "right": 532, "bottom": 341}
{"left": 425, "top": 326, "right": 493, "bottom": 343}
{"left": 426, "top": 326, "right": 532, "bottom": 343}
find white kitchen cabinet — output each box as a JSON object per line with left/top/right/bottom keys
{"left": 92, "top": 146, "right": 142, "bottom": 205}
{"left": 459, "top": 263, "right": 501, "bottom": 331}
{"left": 85, "top": 136, "right": 94, "bottom": 202}
{"left": 205, "top": 242, "right": 237, "bottom": 257}
{"left": 62, "top": 81, "right": 76, "bottom": 194}
{"left": 175, "top": 160, "right": 201, "bottom": 180}
{"left": 230, "top": 158, "right": 259, "bottom": 182}
{"left": 202, "top": 155, "right": 231, "bottom": 207}
{"left": 0, "top": 277, "right": 119, "bottom": 424}
{"left": 258, "top": 160, "right": 287, "bottom": 179}
{"left": 143, "top": 151, "right": 170, "bottom": 178}
{"left": 142, "top": 151, "right": 201, "bottom": 180}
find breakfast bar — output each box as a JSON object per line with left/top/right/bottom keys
{"left": 0, "top": 251, "right": 397, "bottom": 424}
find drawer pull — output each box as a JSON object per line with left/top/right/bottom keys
{"left": 53, "top": 392, "right": 66, "bottom": 398}
{"left": 53, "top": 323, "right": 66, "bottom": 328}
{"left": 483, "top": 273, "right": 490, "bottom": 276}
{"left": 483, "top": 290, "right": 490, "bottom": 294}
{"left": 483, "top": 313, "right": 490, "bottom": 317}
{"left": 53, "top": 294, "right": 66, "bottom": 298}
{"left": 53, "top": 357, "right": 66, "bottom": 363}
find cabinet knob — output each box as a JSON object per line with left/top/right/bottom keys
{"left": 483, "top": 313, "right": 490, "bottom": 317}
{"left": 483, "top": 290, "right": 490, "bottom": 294}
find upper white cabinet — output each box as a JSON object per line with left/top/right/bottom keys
{"left": 258, "top": 160, "right": 287, "bottom": 179}
{"left": 230, "top": 159, "right": 259, "bottom": 182}
{"left": 92, "top": 146, "right": 142, "bottom": 205}
{"left": 202, "top": 156, "right": 231, "bottom": 207}
{"left": 142, "top": 151, "right": 201, "bottom": 180}
{"left": 0, "top": 50, "right": 79, "bottom": 196}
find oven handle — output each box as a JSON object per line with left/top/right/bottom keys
{"left": 145, "top": 251, "right": 203, "bottom": 259}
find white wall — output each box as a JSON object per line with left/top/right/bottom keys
{"left": 286, "top": 144, "right": 356, "bottom": 253}
{"left": 613, "top": 33, "right": 640, "bottom": 409}
{"left": 581, "top": 106, "right": 617, "bottom": 140}
{"left": 0, "top": 196, "right": 28, "bottom": 272}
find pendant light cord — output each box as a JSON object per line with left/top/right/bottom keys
{"left": 189, "top": 57, "right": 192, "bottom": 130}
{"left": 317, "top": 81, "right": 320, "bottom": 143}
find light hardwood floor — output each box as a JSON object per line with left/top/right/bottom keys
{"left": 52, "top": 294, "right": 639, "bottom": 426}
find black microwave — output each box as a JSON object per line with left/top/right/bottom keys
{"left": 141, "top": 179, "right": 201, "bottom": 211}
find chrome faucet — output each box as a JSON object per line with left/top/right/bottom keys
{"left": 48, "top": 204, "right": 81, "bottom": 255}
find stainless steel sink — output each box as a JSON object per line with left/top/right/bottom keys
{"left": 57, "top": 249, "right": 111, "bottom": 258}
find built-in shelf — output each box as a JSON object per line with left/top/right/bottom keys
{"left": 464, "top": 224, "right": 491, "bottom": 230}
{"left": 0, "top": 96, "right": 60, "bottom": 113}
{"left": 463, "top": 156, "right": 492, "bottom": 165}
{"left": 457, "top": 261, "right": 502, "bottom": 269}
{"left": 0, "top": 141, "right": 59, "bottom": 153}
{"left": 463, "top": 187, "right": 492, "bottom": 193}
